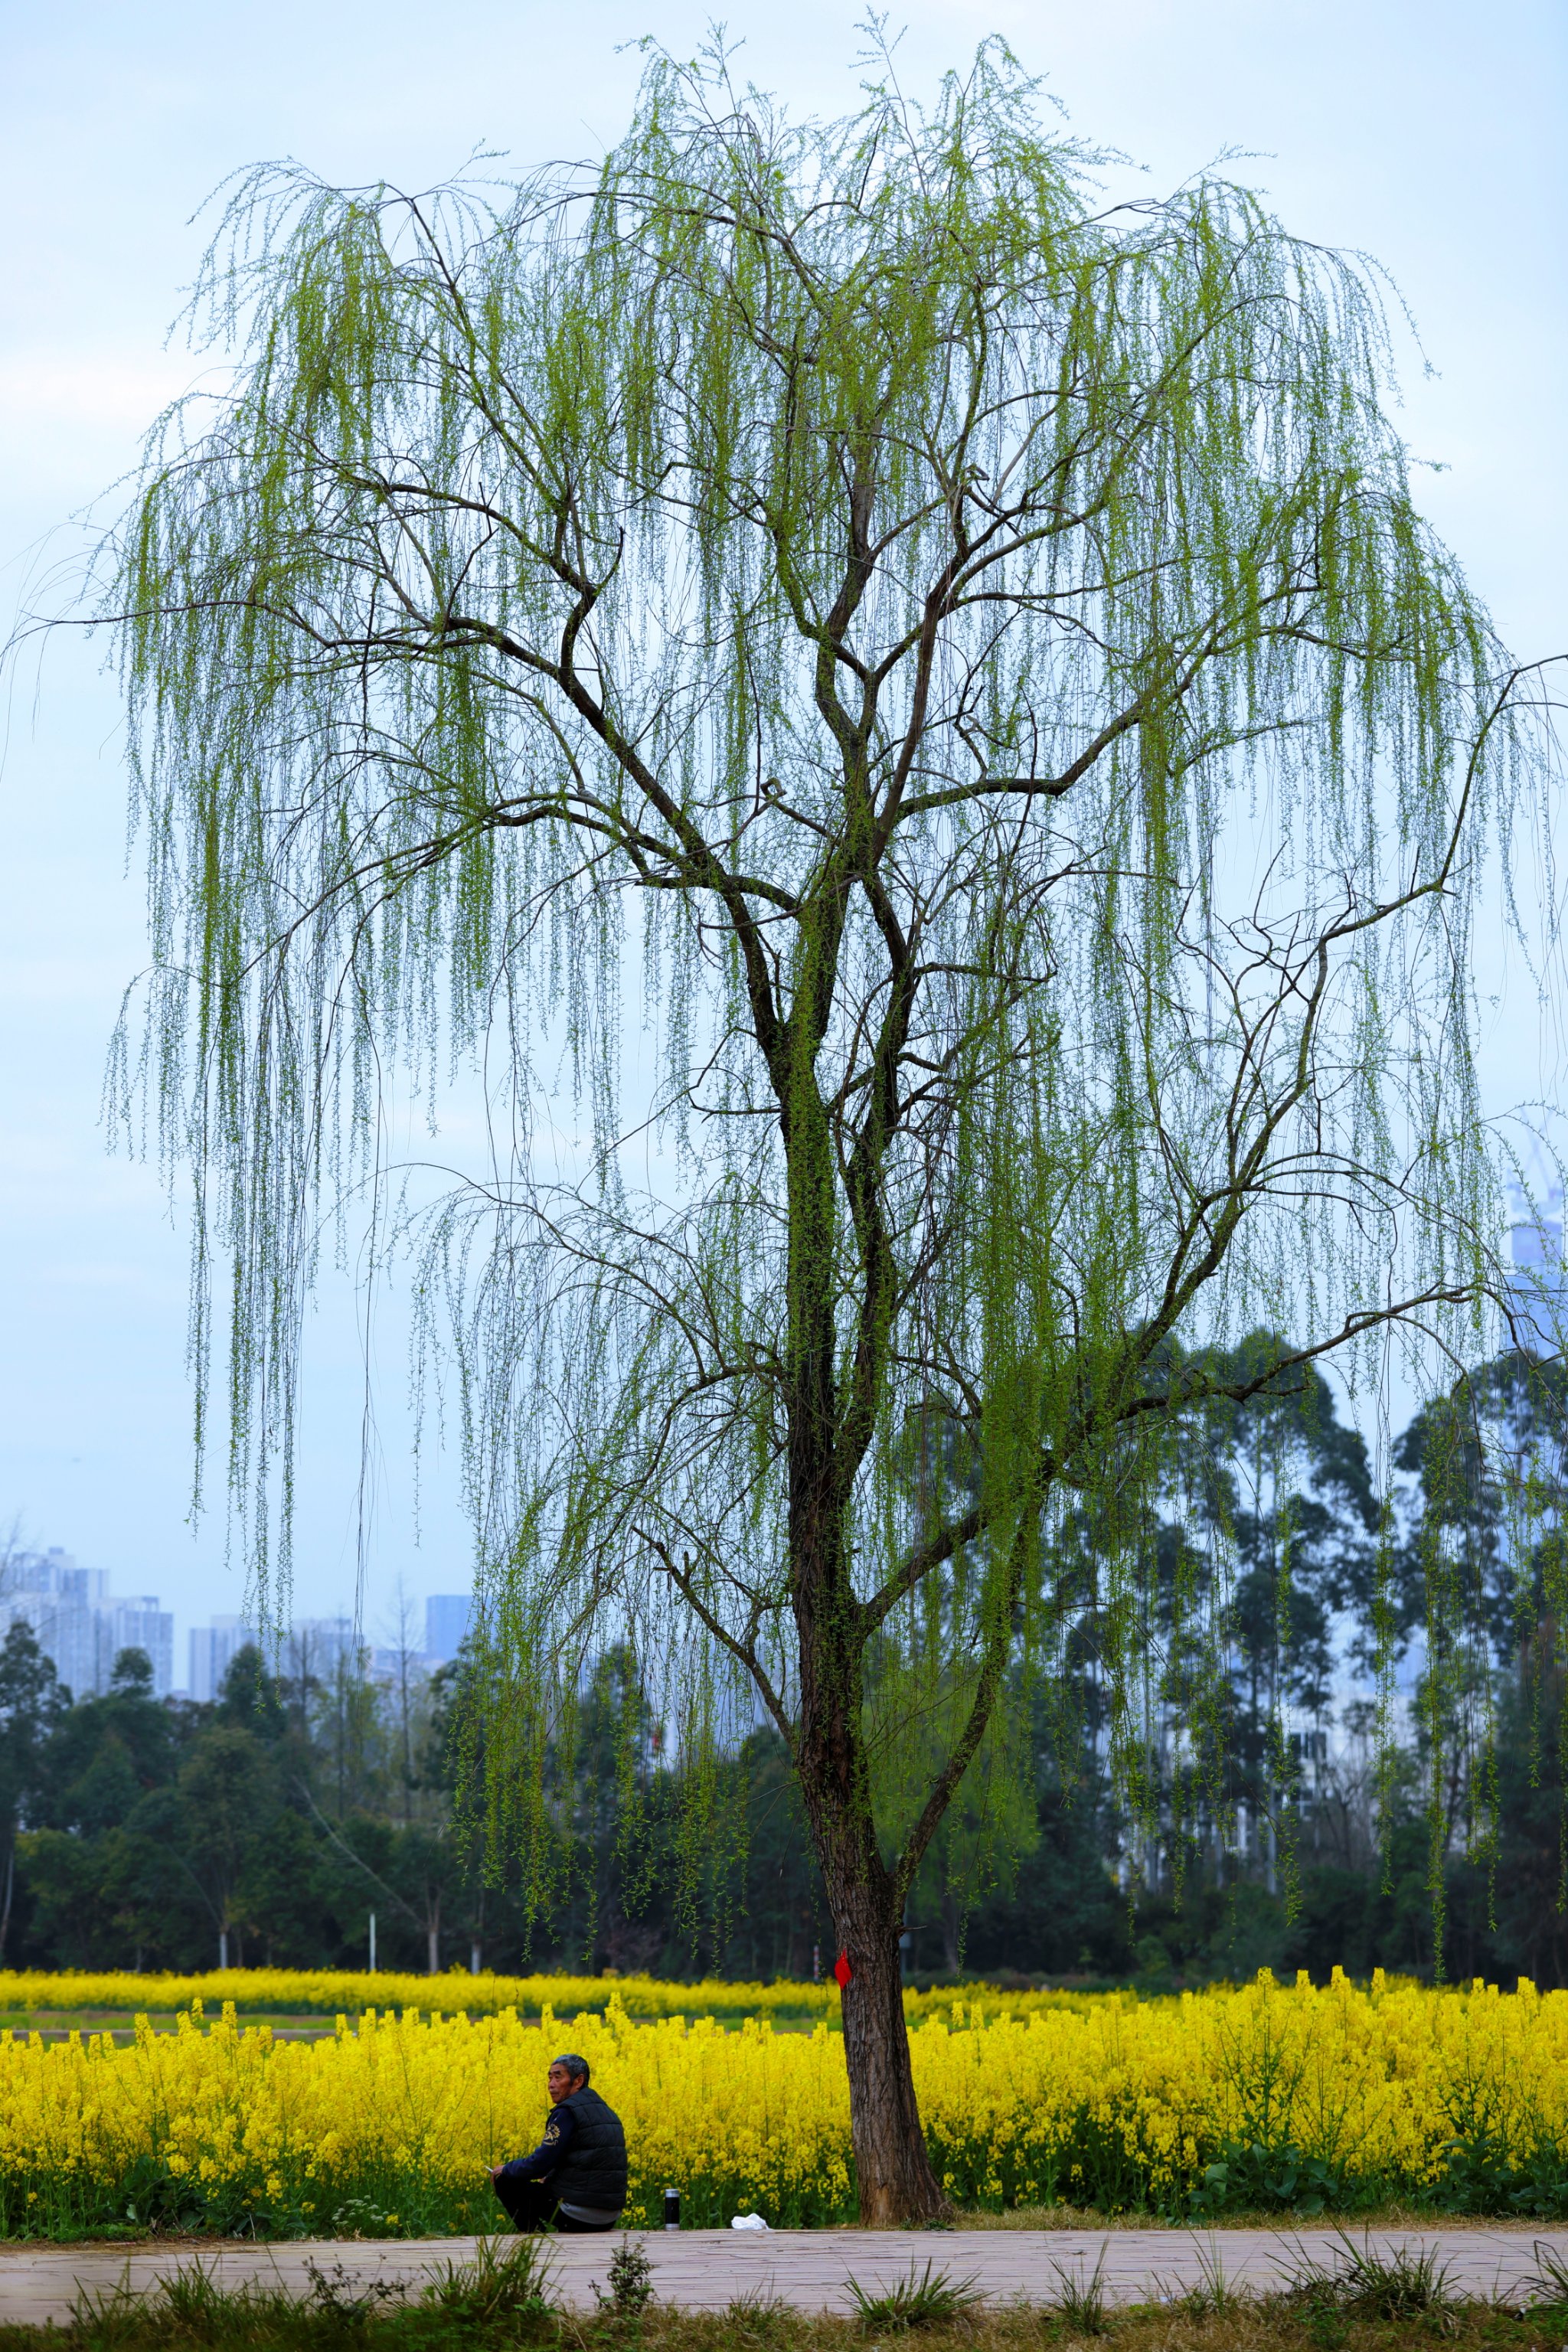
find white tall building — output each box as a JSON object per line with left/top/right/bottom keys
{"left": 425, "top": 1592, "right": 475, "bottom": 1663}
{"left": 0, "top": 1548, "right": 175, "bottom": 1698}
{"left": 187, "top": 1611, "right": 364, "bottom": 1700}
{"left": 285, "top": 1615, "right": 363, "bottom": 1684}
{"left": 188, "top": 1613, "right": 256, "bottom": 1702}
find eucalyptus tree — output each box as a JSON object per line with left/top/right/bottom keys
{"left": 1389, "top": 1351, "right": 1568, "bottom": 1951}
{"left": 90, "top": 41, "right": 1547, "bottom": 2216}
{"left": 1167, "top": 1341, "right": 1377, "bottom": 1890}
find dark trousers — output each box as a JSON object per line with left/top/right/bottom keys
{"left": 493, "top": 2174, "right": 616, "bottom": 2234}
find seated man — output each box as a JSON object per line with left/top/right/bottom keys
{"left": 490, "top": 2052, "right": 628, "bottom": 2234}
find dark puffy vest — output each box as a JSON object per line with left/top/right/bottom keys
{"left": 557, "top": 2086, "right": 628, "bottom": 2213}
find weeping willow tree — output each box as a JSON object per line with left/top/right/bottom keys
{"left": 89, "top": 37, "right": 1552, "bottom": 2217}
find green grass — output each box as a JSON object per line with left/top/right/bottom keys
{"left": 845, "top": 2262, "right": 983, "bottom": 2331}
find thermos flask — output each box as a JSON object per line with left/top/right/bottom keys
{"left": 663, "top": 2187, "right": 681, "bottom": 2230}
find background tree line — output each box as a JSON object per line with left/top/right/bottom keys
{"left": 2, "top": 1338, "right": 1563, "bottom": 1988}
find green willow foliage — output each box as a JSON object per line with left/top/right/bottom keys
{"left": 93, "top": 33, "right": 1555, "bottom": 2202}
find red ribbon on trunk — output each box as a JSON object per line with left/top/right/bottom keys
{"left": 833, "top": 1948, "right": 853, "bottom": 1988}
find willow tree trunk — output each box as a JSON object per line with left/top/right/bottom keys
{"left": 789, "top": 1436, "right": 950, "bottom": 2216}
{"left": 795, "top": 1681, "right": 949, "bottom": 2222}
{"left": 782, "top": 979, "right": 952, "bottom": 2223}
{"left": 822, "top": 1840, "right": 947, "bottom": 2223}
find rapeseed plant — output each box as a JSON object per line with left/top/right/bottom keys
{"left": 2, "top": 1971, "right": 1567, "bottom": 2237}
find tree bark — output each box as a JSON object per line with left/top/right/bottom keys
{"left": 820, "top": 1842, "right": 949, "bottom": 2223}
{"left": 790, "top": 1508, "right": 952, "bottom": 2219}
{"left": 779, "top": 1001, "right": 952, "bottom": 2224}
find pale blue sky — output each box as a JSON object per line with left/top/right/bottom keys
{"left": 1, "top": 0, "right": 1563, "bottom": 1649}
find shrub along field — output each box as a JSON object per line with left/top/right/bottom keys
{"left": 3, "top": 1968, "right": 1568, "bottom": 2238}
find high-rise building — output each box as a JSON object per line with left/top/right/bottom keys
{"left": 426, "top": 1592, "right": 475, "bottom": 1664}
{"left": 108, "top": 1599, "right": 175, "bottom": 1695}
{"left": 188, "top": 1614, "right": 254, "bottom": 1703}
{"left": 187, "top": 1612, "right": 368, "bottom": 1700}
{"left": 370, "top": 1642, "right": 430, "bottom": 1683}
{"left": 285, "top": 1616, "right": 363, "bottom": 1684}
{"left": 0, "top": 1549, "right": 175, "bottom": 1699}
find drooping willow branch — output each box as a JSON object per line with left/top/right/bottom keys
{"left": 54, "top": 34, "right": 1560, "bottom": 1985}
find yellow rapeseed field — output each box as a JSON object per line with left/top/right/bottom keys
{"left": 2, "top": 1970, "right": 1566, "bottom": 2238}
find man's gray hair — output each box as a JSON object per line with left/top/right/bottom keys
{"left": 554, "top": 2052, "right": 590, "bottom": 2084}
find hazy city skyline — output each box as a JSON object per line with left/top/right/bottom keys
{"left": 2, "top": 1539, "right": 475, "bottom": 1700}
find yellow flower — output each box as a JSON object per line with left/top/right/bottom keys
{"left": 0, "top": 1965, "right": 1562, "bottom": 2228}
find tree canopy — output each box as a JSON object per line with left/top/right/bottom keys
{"left": 90, "top": 37, "right": 1557, "bottom": 2216}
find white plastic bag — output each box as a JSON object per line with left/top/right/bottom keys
{"left": 730, "top": 2212, "right": 771, "bottom": 2231}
